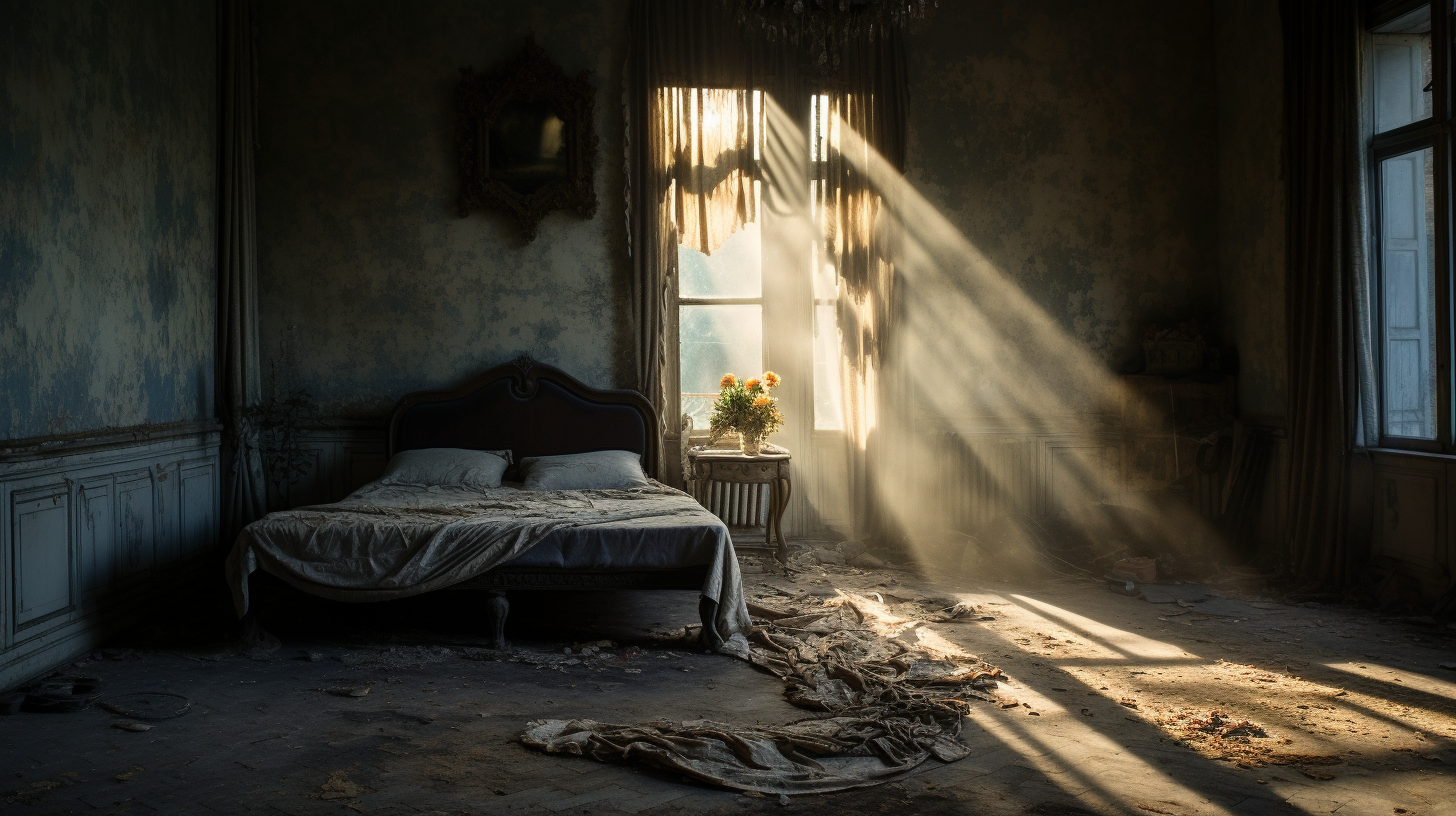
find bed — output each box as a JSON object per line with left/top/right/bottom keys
{"left": 227, "top": 357, "right": 750, "bottom": 651}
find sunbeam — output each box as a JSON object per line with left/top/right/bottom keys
{"left": 751, "top": 92, "right": 1227, "bottom": 576}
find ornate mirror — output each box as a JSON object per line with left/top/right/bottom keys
{"left": 457, "top": 37, "right": 597, "bottom": 241}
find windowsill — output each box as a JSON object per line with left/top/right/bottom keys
{"left": 1363, "top": 446, "right": 1455, "bottom": 461}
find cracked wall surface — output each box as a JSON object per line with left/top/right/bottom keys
{"left": 0, "top": 0, "right": 217, "bottom": 440}
{"left": 903, "top": 2, "right": 1221, "bottom": 407}
{"left": 255, "top": 0, "right": 629, "bottom": 418}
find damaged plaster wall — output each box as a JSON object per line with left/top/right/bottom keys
{"left": 903, "top": 1, "right": 1220, "bottom": 414}
{"left": 254, "top": 1, "right": 629, "bottom": 419}
{"left": 1216, "top": 0, "right": 1286, "bottom": 423}
{"left": 0, "top": 0, "right": 217, "bottom": 441}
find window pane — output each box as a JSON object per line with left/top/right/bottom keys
{"left": 680, "top": 304, "right": 762, "bottom": 428}
{"left": 813, "top": 304, "right": 844, "bottom": 430}
{"left": 1373, "top": 7, "right": 1432, "bottom": 134}
{"left": 1379, "top": 147, "right": 1437, "bottom": 440}
{"left": 679, "top": 222, "right": 761, "bottom": 299}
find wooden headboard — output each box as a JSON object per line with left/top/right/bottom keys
{"left": 388, "top": 357, "right": 660, "bottom": 479}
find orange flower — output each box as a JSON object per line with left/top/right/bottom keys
{"left": 763, "top": 371, "right": 780, "bottom": 387}
{"left": 745, "top": 378, "right": 760, "bottom": 390}
{"left": 719, "top": 373, "right": 737, "bottom": 389}
{"left": 753, "top": 396, "right": 771, "bottom": 407}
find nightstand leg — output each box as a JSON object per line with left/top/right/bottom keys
{"left": 771, "top": 475, "right": 791, "bottom": 569}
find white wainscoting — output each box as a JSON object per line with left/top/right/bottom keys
{"left": 0, "top": 422, "right": 220, "bottom": 691}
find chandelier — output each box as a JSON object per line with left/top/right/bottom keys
{"left": 724, "top": 0, "right": 936, "bottom": 69}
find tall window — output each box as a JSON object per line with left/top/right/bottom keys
{"left": 1369, "top": 1, "right": 1449, "bottom": 448}
{"left": 672, "top": 88, "right": 764, "bottom": 429}
{"left": 672, "top": 89, "right": 848, "bottom": 436}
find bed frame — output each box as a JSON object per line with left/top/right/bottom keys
{"left": 387, "top": 356, "right": 722, "bottom": 651}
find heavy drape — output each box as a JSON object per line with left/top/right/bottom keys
{"left": 1282, "top": 0, "right": 1366, "bottom": 589}
{"left": 218, "top": 0, "right": 268, "bottom": 541}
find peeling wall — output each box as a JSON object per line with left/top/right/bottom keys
{"left": 255, "top": 1, "right": 629, "bottom": 418}
{"left": 1216, "top": 0, "right": 1286, "bottom": 422}
{"left": 903, "top": 2, "right": 1220, "bottom": 393}
{"left": 0, "top": 0, "right": 217, "bottom": 441}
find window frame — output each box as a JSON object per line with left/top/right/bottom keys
{"left": 1368, "top": 0, "right": 1454, "bottom": 452}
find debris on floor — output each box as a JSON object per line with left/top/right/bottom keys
{"left": 317, "top": 770, "right": 369, "bottom": 800}
{"left": 109, "top": 720, "right": 153, "bottom": 732}
{"left": 97, "top": 691, "right": 191, "bottom": 720}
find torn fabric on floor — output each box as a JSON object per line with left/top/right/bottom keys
{"left": 522, "top": 592, "right": 1009, "bottom": 794}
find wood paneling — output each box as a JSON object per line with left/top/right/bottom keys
{"left": 77, "top": 477, "right": 113, "bottom": 605}
{"left": 0, "top": 424, "right": 220, "bottom": 690}
{"left": 1371, "top": 452, "right": 1447, "bottom": 583}
{"left": 115, "top": 470, "right": 155, "bottom": 582}
{"left": 12, "top": 487, "right": 71, "bottom": 630}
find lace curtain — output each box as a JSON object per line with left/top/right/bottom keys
{"left": 662, "top": 87, "right": 759, "bottom": 256}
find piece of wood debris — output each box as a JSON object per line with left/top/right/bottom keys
{"left": 109, "top": 721, "right": 152, "bottom": 732}
{"left": 323, "top": 686, "right": 370, "bottom": 697}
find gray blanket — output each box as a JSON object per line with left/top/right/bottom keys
{"left": 225, "top": 481, "right": 752, "bottom": 639}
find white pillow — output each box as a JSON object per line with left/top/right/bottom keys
{"left": 378, "top": 448, "right": 511, "bottom": 490}
{"left": 518, "top": 450, "right": 651, "bottom": 490}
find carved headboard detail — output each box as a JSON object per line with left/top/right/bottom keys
{"left": 388, "top": 356, "right": 659, "bottom": 479}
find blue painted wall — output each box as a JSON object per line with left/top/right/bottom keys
{"left": 255, "top": 0, "right": 628, "bottom": 418}
{"left": 0, "top": 0, "right": 217, "bottom": 441}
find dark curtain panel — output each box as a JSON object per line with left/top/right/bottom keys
{"left": 218, "top": 0, "right": 267, "bottom": 541}
{"left": 1281, "top": 0, "right": 1363, "bottom": 589}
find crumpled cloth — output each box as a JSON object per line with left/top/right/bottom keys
{"left": 226, "top": 481, "right": 752, "bottom": 640}
{"left": 522, "top": 595, "right": 1009, "bottom": 793}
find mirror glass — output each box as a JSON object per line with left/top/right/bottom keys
{"left": 487, "top": 100, "right": 568, "bottom": 193}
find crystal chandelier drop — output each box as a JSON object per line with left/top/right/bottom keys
{"left": 724, "top": 0, "right": 936, "bottom": 69}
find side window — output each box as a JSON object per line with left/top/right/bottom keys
{"left": 1370, "top": 3, "right": 1441, "bottom": 444}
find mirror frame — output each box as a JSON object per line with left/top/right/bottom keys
{"left": 457, "top": 37, "right": 597, "bottom": 241}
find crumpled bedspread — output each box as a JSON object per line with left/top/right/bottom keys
{"left": 522, "top": 594, "right": 1010, "bottom": 794}
{"left": 226, "top": 481, "right": 751, "bottom": 639}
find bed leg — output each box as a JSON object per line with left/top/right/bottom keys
{"left": 241, "top": 574, "right": 264, "bottom": 646}
{"left": 485, "top": 590, "right": 509, "bottom": 650}
{"left": 697, "top": 596, "right": 723, "bottom": 652}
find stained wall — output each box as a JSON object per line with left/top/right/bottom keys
{"left": 1216, "top": 0, "right": 1287, "bottom": 423}
{"left": 0, "top": 0, "right": 217, "bottom": 440}
{"left": 903, "top": 2, "right": 1221, "bottom": 402}
{"left": 254, "top": 0, "right": 629, "bottom": 418}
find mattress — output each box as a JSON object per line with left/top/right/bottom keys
{"left": 499, "top": 510, "right": 724, "bottom": 569}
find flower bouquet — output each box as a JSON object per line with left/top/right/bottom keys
{"left": 708, "top": 371, "right": 783, "bottom": 455}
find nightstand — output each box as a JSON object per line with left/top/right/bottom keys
{"left": 685, "top": 446, "right": 791, "bottom": 567}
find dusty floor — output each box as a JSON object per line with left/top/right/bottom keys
{"left": 1, "top": 558, "right": 1454, "bottom": 816}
